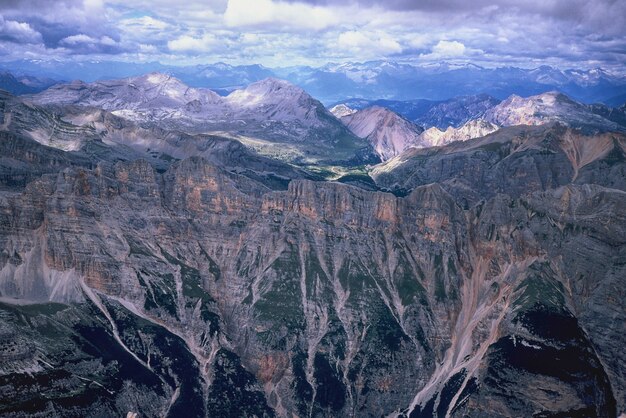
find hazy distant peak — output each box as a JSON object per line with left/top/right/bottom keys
{"left": 484, "top": 91, "right": 624, "bottom": 130}
{"left": 226, "top": 77, "right": 305, "bottom": 104}
{"left": 133, "top": 72, "right": 175, "bottom": 84}
{"left": 246, "top": 77, "right": 300, "bottom": 91}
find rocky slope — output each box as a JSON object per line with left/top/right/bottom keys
{"left": 29, "top": 75, "right": 374, "bottom": 165}
{"left": 0, "top": 127, "right": 623, "bottom": 417}
{"left": 329, "top": 104, "right": 356, "bottom": 118}
{"left": 0, "top": 90, "right": 318, "bottom": 190}
{"left": 419, "top": 119, "right": 499, "bottom": 148}
{"left": 413, "top": 94, "right": 500, "bottom": 129}
{"left": 337, "top": 105, "right": 499, "bottom": 158}
{"left": 338, "top": 106, "right": 426, "bottom": 160}
{"left": 0, "top": 82, "right": 624, "bottom": 417}
{"left": 484, "top": 91, "right": 626, "bottom": 131}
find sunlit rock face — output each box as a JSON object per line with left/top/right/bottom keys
{"left": 0, "top": 81, "right": 624, "bottom": 417}
{"left": 337, "top": 106, "right": 426, "bottom": 161}
{"left": 27, "top": 75, "right": 376, "bottom": 165}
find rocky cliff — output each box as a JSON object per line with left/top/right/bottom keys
{"left": 0, "top": 87, "right": 624, "bottom": 417}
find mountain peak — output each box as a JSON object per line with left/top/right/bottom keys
{"left": 485, "top": 91, "right": 623, "bottom": 130}
{"left": 339, "top": 105, "right": 425, "bottom": 161}
{"left": 226, "top": 77, "right": 307, "bottom": 107}
{"left": 329, "top": 103, "right": 356, "bottom": 118}
{"left": 134, "top": 72, "right": 175, "bottom": 84}
{"left": 248, "top": 77, "right": 302, "bottom": 93}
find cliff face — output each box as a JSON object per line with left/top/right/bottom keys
{"left": 1, "top": 83, "right": 625, "bottom": 417}
{"left": 0, "top": 119, "right": 624, "bottom": 417}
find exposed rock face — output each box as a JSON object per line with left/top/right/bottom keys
{"left": 484, "top": 91, "right": 625, "bottom": 131}
{"left": 419, "top": 119, "right": 499, "bottom": 147}
{"left": 28, "top": 75, "right": 374, "bottom": 165}
{"left": 0, "top": 85, "right": 625, "bottom": 418}
{"left": 339, "top": 106, "right": 425, "bottom": 160}
{"left": 373, "top": 123, "right": 626, "bottom": 203}
{"left": 329, "top": 104, "right": 356, "bottom": 118}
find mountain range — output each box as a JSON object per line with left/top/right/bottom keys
{"left": 27, "top": 73, "right": 375, "bottom": 166}
{"left": 0, "top": 71, "right": 625, "bottom": 418}
{"left": 331, "top": 90, "right": 625, "bottom": 161}
{"left": 2, "top": 60, "right": 626, "bottom": 105}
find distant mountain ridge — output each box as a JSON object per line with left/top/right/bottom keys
{"left": 0, "top": 71, "right": 57, "bottom": 95}
{"left": 334, "top": 90, "right": 625, "bottom": 160}
{"left": 483, "top": 91, "right": 626, "bottom": 132}
{"left": 2, "top": 60, "right": 625, "bottom": 105}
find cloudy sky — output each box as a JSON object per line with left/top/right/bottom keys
{"left": 0, "top": 0, "right": 624, "bottom": 70}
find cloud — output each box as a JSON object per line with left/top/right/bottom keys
{"left": 431, "top": 40, "right": 465, "bottom": 57}
{"left": 167, "top": 33, "right": 221, "bottom": 53}
{"left": 337, "top": 31, "right": 402, "bottom": 56}
{"left": 120, "top": 16, "right": 171, "bottom": 32}
{"left": 224, "top": 0, "right": 340, "bottom": 31}
{"left": 59, "top": 33, "right": 129, "bottom": 54}
{"left": 0, "top": 16, "right": 43, "bottom": 44}
{"left": 0, "top": 0, "right": 622, "bottom": 72}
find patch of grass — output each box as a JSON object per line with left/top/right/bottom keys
{"left": 512, "top": 263, "right": 566, "bottom": 312}
{"left": 158, "top": 247, "right": 219, "bottom": 330}
{"left": 0, "top": 301, "right": 69, "bottom": 317}
{"left": 394, "top": 254, "right": 427, "bottom": 306}
{"left": 254, "top": 248, "right": 306, "bottom": 332}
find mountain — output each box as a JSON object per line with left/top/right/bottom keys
{"left": 420, "top": 119, "right": 499, "bottom": 147}
{"left": 331, "top": 95, "right": 500, "bottom": 129}
{"left": 330, "top": 98, "right": 439, "bottom": 123}
{"left": 335, "top": 91, "right": 626, "bottom": 159}
{"left": 0, "top": 119, "right": 624, "bottom": 417}
{"left": 372, "top": 123, "right": 626, "bottom": 200}
{"left": 337, "top": 106, "right": 425, "bottom": 160}
{"left": 0, "top": 89, "right": 317, "bottom": 190}
{"left": 588, "top": 102, "right": 626, "bottom": 127}
{"left": 0, "top": 72, "right": 57, "bottom": 95}
{"left": 29, "top": 74, "right": 375, "bottom": 165}
{"left": 484, "top": 91, "right": 626, "bottom": 131}
{"left": 0, "top": 70, "right": 625, "bottom": 418}
{"left": 4, "top": 60, "right": 626, "bottom": 104}
{"left": 413, "top": 94, "right": 500, "bottom": 128}
{"left": 281, "top": 61, "right": 626, "bottom": 103}
{"left": 31, "top": 72, "right": 224, "bottom": 115}
{"left": 329, "top": 103, "right": 356, "bottom": 118}
{"left": 336, "top": 106, "right": 498, "bottom": 158}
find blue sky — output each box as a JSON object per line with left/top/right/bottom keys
{"left": 0, "top": 0, "right": 624, "bottom": 71}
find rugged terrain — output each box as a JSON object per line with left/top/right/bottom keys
{"left": 334, "top": 106, "right": 426, "bottom": 160}
{"left": 29, "top": 74, "right": 375, "bottom": 166}
{"left": 0, "top": 78, "right": 624, "bottom": 418}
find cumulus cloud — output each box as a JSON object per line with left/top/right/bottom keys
{"left": 0, "top": 16, "right": 42, "bottom": 44}
{"left": 168, "top": 33, "right": 221, "bottom": 53}
{"left": 224, "top": 0, "right": 340, "bottom": 31}
{"left": 429, "top": 40, "right": 465, "bottom": 57}
{"left": 337, "top": 31, "right": 402, "bottom": 56}
{"left": 59, "top": 33, "right": 129, "bottom": 54}
{"left": 0, "top": 0, "right": 622, "bottom": 71}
